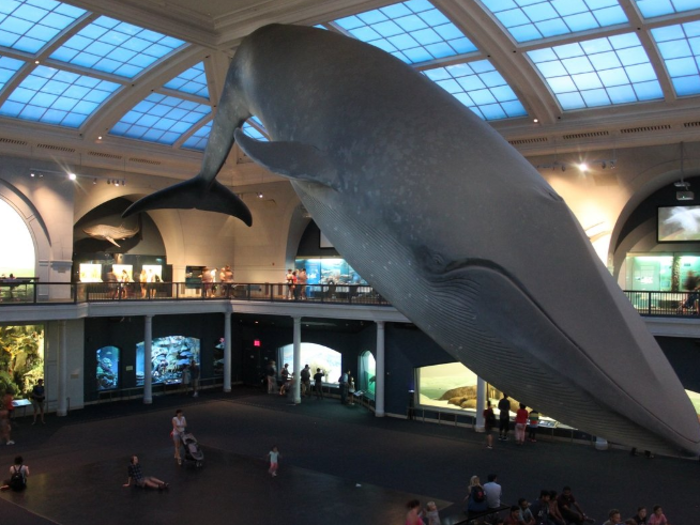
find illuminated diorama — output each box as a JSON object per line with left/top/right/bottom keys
{"left": 359, "top": 350, "right": 376, "bottom": 398}
{"left": 0, "top": 199, "right": 35, "bottom": 279}
{"left": 294, "top": 257, "right": 367, "bottom": 285}
{"left": 0, "top": 325, "right": 45, "bottom": 397}
{"left": 279, "top": 343, "right": 341, "bottom": 384}
{"left": 96, "top": 346, "right": 119, "bottom": 390}
{"left": 136, "top": 336, "right": 200, "bottom": 386}
{"left": 79, "top": 263, "right": 103, "bottom": 282}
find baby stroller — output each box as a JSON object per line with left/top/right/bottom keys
{"left": 179, "top": 431, "right": 204, "bottom": 467}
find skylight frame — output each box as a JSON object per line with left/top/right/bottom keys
{"left": 423, "top": 59, "right": 528, "bottom": 120}
{"left": 633, "top": 0, "right": 700, "bottom": 19}
{"left": 651, "top": 20, "right": 700, "bottom": 97}
{"left": 181, "top": 120, "right": 211, "bottom": 151}
{"left": 527, "top": 32, "right": 664, "bottom": 110}
{"left": 163, "top": 62, "right": 209, "bottom": 100}
{"left": 479, "top": 0, "right": 629, "bottom": 44}
{"left": 49, "top": 15, "right": 187, "bottom": 79}
{"left": 331, "top": 0, "right": 479, "bottom": 65}
{"left": 109, "top": 92, "right": 211, "bottom": 145}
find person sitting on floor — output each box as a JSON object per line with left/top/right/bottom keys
{"left": 0, "top": 455, "right": 28, "bottom": 491}
{"left": 122, "top": 455, "right": 168, "bottom": 490}
{"left": 465, "top": 475, "right": 488, "bottom": 514}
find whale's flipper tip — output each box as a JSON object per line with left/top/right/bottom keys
{"left": 122, "top": 178, "right": 252, "bottom": 226}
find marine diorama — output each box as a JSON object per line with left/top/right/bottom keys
{"left": 136, "top": 336, "right": 200, "bottom": 386}
{"left": 280, "top": 343, "right": 341, "bottom": 384}
{"left": 360, "top": 351, "right": 376, "bottom": 398}
{"left": 96, "top": 346, "right": 119, "bottom": 390}
{"left": 0, "top": 325, "right": 44, "bottom": 397}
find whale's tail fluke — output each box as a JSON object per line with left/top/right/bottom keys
{"left": 122, "top": 177, "right": 252, "bottom": 226}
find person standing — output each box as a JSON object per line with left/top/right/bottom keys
{"left": 0, "top": 405, "right": 13, "bottom": 445}
{"left": 484, "top": 400, "right": 496, "bottom": 449}
{"left": 266, "top": 360, "right": 277, "bottom": 394}
{"left": 171, "top": 409, "right": 187, "bottom": 466}
{"left": 406, "top": 499, "right": 423, "bottom": 525}
{"left": 279, "top": 363, "right": 290, "bottom": 395}
{"left": 189, "top": 358, "right": 200, "bottom": 397}
{"left": 348, "top": 375, "right": 356, "bottom": 405}
{"left": 297, "top": 268, "right": 308, "bottom": 300}
{"left": 139, "top": 269, "right": 148, "bottom": 299}
{"left": 424, "top": 501, "right": 441, "bottom": 525}
{"left": 339, "top": 370, "right": 349, "bottom": 404}
{"left": 286, "top": 269, "right": 295, "bottom": 300}
{"left": 314, "top": 368, "right": 325, "bottom": 399}
{"left": 267, "top": 445, "right": 281, "bottom": 477}
{"left": 300, "top": 364, "right": 311, "bottom": 397}
{"left": 527, "top": 409, "right": 540, "bottom": 442}
{"left": 515, "top": 403, "right": 528, "bottom": 445}
{"left": 30, "top": 379, "right": 45, "bottom": 424}
{"left": 498, "top": 393, "right": 511, "bottom": 441}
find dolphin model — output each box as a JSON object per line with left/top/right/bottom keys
{"left": 124, "top": 24, "right": 700, "bottom": 455}
{"left": 83, "top": 223, "right": 140, "bottom": 247}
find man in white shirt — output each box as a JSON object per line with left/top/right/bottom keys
{"left": 483, "top": 473, "right": 502, "bottom": 509}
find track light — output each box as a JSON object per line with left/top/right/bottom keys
{"left": 114, "top": 180, "right": 120, "bottom": 187}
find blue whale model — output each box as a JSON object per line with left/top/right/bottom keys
{"left": 124, "top": 24, "right": 700, "bottom": 456}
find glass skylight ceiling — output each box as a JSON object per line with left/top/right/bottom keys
{"left": 634, "top": 0, "right": 700, "bottom": 18}
{"left": 0, "top": 56, "right": 25, "bottom": 91}
{"left": 651, "top": 21, "right": 700, "bottom": 96}
{"left": 243, "top": 120, "right": 268, "bottom": 141}
{"left": 0, "top": 0, "right": 86, "bottom": 53}
{"left": 0, "top": 65, "right": 120, "bottom": 126}
{"left": 528, "top": 32, "right": 663, "bottom": 110}
{"left": 332, "top": 0, "right": 477, "bottom": 64}
{"left": 182, "top": 121, "right": 211, "bottom": 151}
{"left": 164, "top": 62, "right": 208, "bottom": 99}
{"left": 49, "top": 16, "right": 186, "bottom": 78}
{"left": 481, "top": 0, "right": 628, "bottom": 43}
{"left": 424, "top": 60, "right": 527, "bottom": 120}
{"left": 110, "top": 93, "right": 210, "bottom": 145}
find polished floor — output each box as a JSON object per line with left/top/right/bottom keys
{"left": 0, "top": 387, "right": 697, "bottom": 524}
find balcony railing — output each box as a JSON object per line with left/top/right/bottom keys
{"left": 0, "top": 281, "right": 391, "bottom": 307}
{"left": 2, "top": 281, "right": 698, "bottom": 318}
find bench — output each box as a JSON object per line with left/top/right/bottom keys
{"left": 441, "top": 503, "right": 511, "bottom": 525}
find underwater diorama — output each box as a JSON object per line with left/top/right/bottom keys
{"left": 136, "top": 336, "right": 200, "bottom": 386}
{"left": 96, "top": 346, "right": 119, "bottom": 390}
{"left": 280, "top": 343, "right": 341, "bottom": 384}
{"left": 0, "top": 325, "right": 44, "bottom": 397}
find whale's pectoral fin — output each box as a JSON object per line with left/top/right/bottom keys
{"left": 105, "top": 236, "right": 121, "bottom": 248}
{"left": 234, "top": 128, "right": 340, "bottom": 190}
{"left": 122, "top": 177, "right": 252, "bottom": 226}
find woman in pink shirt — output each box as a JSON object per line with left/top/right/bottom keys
{"left": 648, "top": 505, "right": 669, "bottom": 525}
{"left": 515, "top": 403, "right": 529, "bottom": 445}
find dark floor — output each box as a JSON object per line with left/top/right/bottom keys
{"left": 0, "top": 387, "right": 698, "bottom": 524}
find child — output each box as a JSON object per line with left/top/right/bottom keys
{"left": 267, "top": 445, "right": 281, "bottom": 477}
{"left": 528, "top": 409, "right": 540, "bottom": 442}
{"left": 424, "top": 501, "right": 442, "bottom": 525}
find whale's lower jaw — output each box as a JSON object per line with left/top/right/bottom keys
{"left": 296, "top": 186, "right": 700, "bottom": 457}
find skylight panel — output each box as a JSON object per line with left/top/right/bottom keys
{"left": 0, "top": 65, "right": 119, "bottom": 127}
{"left": 0, "top": 56, "right": 26, "bottom": 91}
{"left": 651, "top": 21, "right": 700, "bottom": 96}
{"left": 528, "top": 32, "right": 663, "bottom": 110}
{"left": 634, "top": 0, "right": 700, "bottom": 19}
{"left": 110, "top": 93, "right": 210, "bottom": 145}
{"left": 164, "top": 62, "right": 208, "bottom": 99}
{"left": 242, "top": 120, "right": 268, "bottom": 141}
{"left": 480, "top": 0, "right": 628, "bottom": 43}
{"left": 0, "top": 0, "right": 87, "bottom": 54}
{"left": 423, "top": 59, "right": 528, "bottom": 120}
{"left": 182, "top": 120, "right": 211, "bottom": 151}
{"left": 49, "top": 16, "right": 186, "bottom": 78}
{"left": 332, "top": 0, "right": 477, "bottom": 64}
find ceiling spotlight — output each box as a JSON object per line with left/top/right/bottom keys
{"left": 578, "top": 162, "right": 588, "bottom": 172}
{"left": 97, "top": 136, "right": 103, "bottom": 140}
{"left": 122, "top": 180, "right": 126, "bottom": 186}
{"left": 93, "top": 178, "right": 97, "bottom": 185}
{"left": 107, "top": 179, "right": 111, "bottom": 185}
{"left": 601, "top": 161, "right": 606, "bottom": 169}
{"left": 114, "top": 180, "right": 120, "bottom": 187}
{"left": 609, "top": 160, "right": 616, "bottom": 169}
{"left": 533, "top": 118, "right": 539, "bottom": 123}
{"left": 561, "top": 164, "right": 566, "bottom": 172}
{"left": 30, "top": 172, "right": 35, "bottom": 178}
{"left": 68, "top": 172, "right": 77, "bottom": 181}
{"left": 258, "top": 192, "right": 264, "bottom": 199}
{"left": 34, "top": 60, "right": 40, "bottom": 65}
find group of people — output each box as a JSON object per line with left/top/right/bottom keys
{"left": 286, "top": 268, "right": 308, "bottom": 300}
{"left": 106, "top": 268, "right": 161, "bottom": 299}
{"left": 265, "top": 360, "right": 355, "bottom": 403}
{"left": 1, "top": 378, "right": 46, "bottom": 447}
{"left": 200, "top": 265, "right": 234, "bottom": 298}
{"left": 483, "top": 394, "right": 541, "bottom": 449}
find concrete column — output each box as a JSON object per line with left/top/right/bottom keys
{"left": 224, "top": 311, "right": 232, "bottom": 392}
{"left": 292, "top": 317, "right": 301, "bottom": 404}
{"left": 475, "top": 376, "right": 486, "bottom": 432}
{"left": 375, "top": 321, "right": 385, "bottom": 417}
{"left": 57, "top": 320, "right": 68, "bottom": 417}
{"left": 144, "top": 315, "right": 153, "bottom": 404}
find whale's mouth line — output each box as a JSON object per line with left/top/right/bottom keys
{"left": 426, "top": 257, "right": 699, "bottom": 448}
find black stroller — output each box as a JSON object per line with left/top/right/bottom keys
{"left": 179, "top": 431, "right": 204, "bottom": 467}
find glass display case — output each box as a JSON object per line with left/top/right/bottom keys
{"left": 96, "top": 346, "right": 119, "bottom": 390}
{"left": 136, "top": 336, "right": 200, "bottom": 386}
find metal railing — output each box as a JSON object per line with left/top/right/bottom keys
{"left": 623, "top": 290, "right": 700, "bottom": 317}
{"left": 0, "top": 281, "right": 391, "bottom": 307}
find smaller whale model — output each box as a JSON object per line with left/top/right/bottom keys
{"left": 83, "top": 223, "right": 139, "bottom": 247}
{"left": 124, "top": 24, "right": 700, "bottom": 456}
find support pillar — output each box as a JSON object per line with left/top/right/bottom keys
{"left": 144, "top": 315, "right": 153, "bottom": 404}
{"left": 57, "top": 320, "right": 68, "bottom": 416}
{"left": 224, "top": 311, "right": 232, "bottom": 392}
{"left": 475, "top": 376, "right": 486, "bottom": 432}
{"left": 375, "top": 321, "right": 385, "bottom": 417}
{"left": 292, "top": 317, "right": 301, "bottom": 404}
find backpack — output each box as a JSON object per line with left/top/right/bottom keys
{"left": 9, "top": 465, "right": 25, "bottom": 491}
{"left": 472, "top": 486, "right": 485, "bottom": 503}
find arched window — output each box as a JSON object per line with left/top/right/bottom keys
{"left": 0, "top": 198, "right": 35, "bottom": 277}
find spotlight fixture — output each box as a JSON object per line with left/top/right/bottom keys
{"left": 578, "top": 162, "right": 588, "bottom": 172}
{"left": 122, "top": 179, "right": 126, "bottom": 186}
{"left": 107, "top": 179, "right": 112, "bottom": 185}
{"left": 257, "top": 192, "right": 264, "bottom": 199}
{"left": 68, "top": 172, "right": 77, "bottom": 181}
{"left": 561, "top": 164, "right": 566, "bottom": 172}
{"left": 93, "top": 178, "right": 97, "bottom": 185}
{"left": 30, "top": 172, "right": 35, "bottom": 178}
{"left": 601, "top": 161, "right": 606, "bottom": 169}
{"left": 533, "top": 118, "right": 539, "bottom": 123}
{"left": 114, "top": 180, "right": 120, "bottom": 187}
